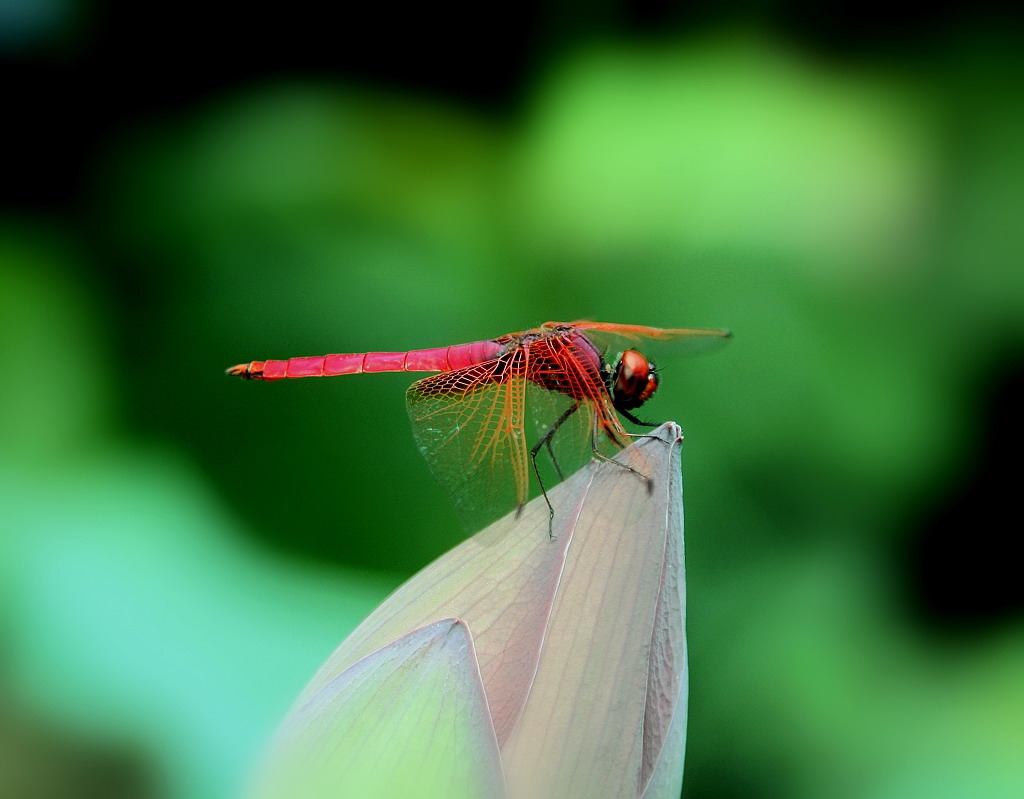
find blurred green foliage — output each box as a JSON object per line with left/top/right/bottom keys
{"left": 2, "top": 27, "right": 1022, "bottom": 799}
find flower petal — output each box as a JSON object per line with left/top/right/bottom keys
{"left": 639, "top": 462, "right": 687, "bottom": 799}
{"left": 269, "top": 422, "right": 687, "bottom": 799}
{"left": 501, "top": 424, "right": 684, "bottom": 799}
{"left": 252, "top": 618, "right": 504, "bottom": 799}
{"left": 293, "top": 461, "right": 601, "bottom": 744}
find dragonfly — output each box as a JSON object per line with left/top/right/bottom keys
{"left": 227, "top": 321, "right": 730, "bottom": 532}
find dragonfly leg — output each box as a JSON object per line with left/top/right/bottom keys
{"left": 530, "top": 402, "right": 580, "bottom": 538}
{"left": 542, "top": 410, "right": 575, "bottom": 481}
{"left": 617, "top": 408, "right": 677, "bottom": 446}
{"left": 545, "top": 436, "right": 565, "bottom": 481}
{"left": 591, "top": 418, "right": 654, "bottom": 494}
{"left": 618, "top": 407, "right": 659, "bottom": 427}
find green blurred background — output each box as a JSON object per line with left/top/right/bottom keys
{"left": 2, "top": 1, "right": 1022, "bottom": 797}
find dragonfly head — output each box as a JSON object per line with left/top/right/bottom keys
{"left": 607, "top": 349, "right": 659, "bottom": 412}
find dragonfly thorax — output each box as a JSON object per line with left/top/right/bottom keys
{"left": 607, "top": 349, "right": 659, "bottom": 412}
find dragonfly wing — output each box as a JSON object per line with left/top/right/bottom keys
{"left": 567, "top": 321, "right": 732, "bottom": 358}
{"left": 407, "top": 355, "right": 530, "bottom": 533}
{"left": 520, "top": 332, "right": 632, "bottom": 494}
{"left": 522, "top": 382, "right": 623, "bottom": 488}
{"left": 408, "top": 333, "right": 642, "bottom": 532}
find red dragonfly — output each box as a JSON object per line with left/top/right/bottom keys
{"left": 227, "top": 321, "right": 730, "bottom": 532}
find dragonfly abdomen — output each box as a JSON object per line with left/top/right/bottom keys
{"left": 227, "top": 339, "right": 504, "bottom": 380}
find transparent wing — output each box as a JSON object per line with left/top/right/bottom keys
{"left": 407, "top": 334, "right": 634, "bottom": 534}
{"left": 522, "top": 333, "right": 631, "bottom": 494}
{"left": 407, "top": 353, "right": 531, "bottom": 533}
{"left": 566, "top": 320, "right": 732, "bottom": 358}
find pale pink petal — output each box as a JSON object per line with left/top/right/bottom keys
{"left": 501, "top": 424, "right": 684, "bottom": 799}
{"left": 295, "top": 461, "right": 598, "bottom": 745}
{"left": 640, "top": 456, "right": 687, "bottom": 799}
{"left": 274, "top": 422, "right": 687, "bottom": 799}
{"left": 253, "top": 618, "right": 503, "bottom": 799}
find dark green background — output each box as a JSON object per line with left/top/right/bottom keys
{"left": 2, "top": 2, "right": 1022, "bottom": 797}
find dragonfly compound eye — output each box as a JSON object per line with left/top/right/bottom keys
{"left": 612, "top": 349, "right": 659, "bottom": 410}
